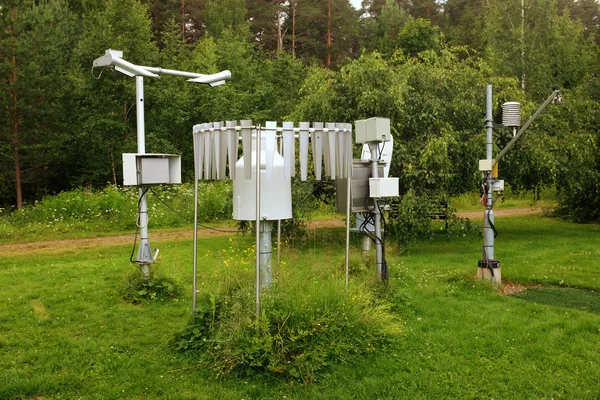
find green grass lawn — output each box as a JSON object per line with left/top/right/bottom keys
{"left": 1, "top": 215, "right": 599, "bottom": 399}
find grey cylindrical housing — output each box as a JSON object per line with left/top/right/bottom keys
{"left": 502, "top": 102, "right": 521, "bottom": 127}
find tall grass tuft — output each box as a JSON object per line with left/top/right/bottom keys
{"left": 173, "top": 266, "right": 402, "bottom": 382}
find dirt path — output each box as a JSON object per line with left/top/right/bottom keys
{"left": 0, "top": 227, "right": 234, "bottom": 256}
{"left": 0, "top": 208, "right": 542, "bottom": 256}
{"left": 456, "top": 207, "right": 543, "bottom": 219}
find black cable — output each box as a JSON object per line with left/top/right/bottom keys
{"left": 377, "top": 200, "right": 388, "bottom": 283}
{"left": 482, "top": 175, "right": 498, "bottom": 239}
{"left": 359, "top": 212, "right": 377, "bottom": 243}
{"left": 487, "top": 209, "right": 498, "bottom": 238}
{"left": 149, "top": 188, "right": 238, "bottom": 233}
{"left": 378, "top": 141, "right": 386, "bottom": 160}
{"left": 480, "top": 174, "right": 497, "bottom": 276}
{"left": 359, "top": 204, "right": 389, "bottom": 283}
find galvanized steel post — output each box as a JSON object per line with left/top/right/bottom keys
{"left": 369, "top": 143, "right": 383, "bottom": 281}
{"left": 135, "top": 76, "right": 153, "bottom": 277}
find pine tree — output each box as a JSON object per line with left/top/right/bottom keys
{"left": 0, "top": 0, "right": 77, "bottom": 207}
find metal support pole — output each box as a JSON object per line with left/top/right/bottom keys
{"left": 135, "top": 76, "right": 153, "bottom": 277}
{"left": 479, "top": 84, "right": 500, "bottom": 283}
{"left": 259, "top": 221, "right": 273, "bottom": 287}
{"left": 136, "top": 76, "right": 145, "bottom": 154}
{"left": 356, "top": 213, "right": 372, "bottom": 255}
{"left": 345, "top": 152, "right": 351, "bottom": 288}
{"left": 362, "top": 233, "right": 372, "bottom": 255}
{"left": 369, "top": 143, "right": 383, "bottom": 281}
{"left": 277, "top": 133, "right": 282, "bottom": 280}
{"left": 255, "top": 127, "right": 261, "bottom": 317}
{"left": 192, "top": 177, "right": 199, "bottom": 311}
{"left": 277, "top": 220, "right": 281, "bottom": 277}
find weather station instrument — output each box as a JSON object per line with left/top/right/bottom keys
{"left": 92, "top": 49, "right": 231, "bottom": 277}
{"left": 478, "top": 85, "right": 562, "bottom": 284}
{"left": 192, "top": 117, "right": 399, "bottom": 313}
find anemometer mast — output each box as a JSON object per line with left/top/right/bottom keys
{"left": 92, "top": 49, "right": 231, "bottom": 277}
{"left": 478, "top": 85, "right": 562, "bottom": 284}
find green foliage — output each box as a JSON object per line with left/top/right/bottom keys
{"left": 281, "top": 0, "right": 359, "bottom": 67}
{"left": 204, "top": 0, "right": 246, "bottom": 38}
{"left": 397, "top": 18, "right": 441, "bottom": 56}
{"left": 174, "top": 273, "right": 402, "bottom": 381}
{"left": 442, "top": 0, "right": 486, "bottom": 50}
{"left": 4, "top": 185, "right": 138, "bottom": 231}
{"left": 484, "top": 0, "right": 597, "bottom": 99}
{"left": 0, "top": 182, "right": 232, "bottom": 240}
{"left": 387, "top": 189, "right": 434, "bottom": 248}
{"left": 61, "top": 0, "right": 156, "bottom": 189}
{"left": 553, "top": 131, "right": 600, "bottom": 222}
{"left": 173, "top": 293, "right": 222, "bottom": 353}
{"left": 386, "top": 189, "right": 480, "bottom": 249}
{"left": 3, "top": 0, "right": 600, "bottom": 225}
{"left": 0, "top": 0, "right": 78, "bottom": 205}
{"left": 359, "top": 0, "right": 411, "bottom": 57}
{"left": 120, "top": 269, "right": 182, "bottom": 303}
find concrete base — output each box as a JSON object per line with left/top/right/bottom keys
{"left": 477, "top": 267, "right": 501, "bottom": 285}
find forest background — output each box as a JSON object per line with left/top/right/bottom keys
{"left": 1, "top": 0, "right": 599, "bottom": 223}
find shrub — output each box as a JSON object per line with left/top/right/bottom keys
{"left": 0, "top": 181, "right": 233, "bottom": 239}
{"left": 173, "top": 270, "right": 402, "bottom": 382}
{"left": 386, "top": 189, "right": 480, "bottom": 249}
{"left": 120, "top": 270, "right": 182, "bottom": 304}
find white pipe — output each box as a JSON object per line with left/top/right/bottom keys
{"left": 139, "top": 66, "right": 230, "bottom": 81}
{"left": 136, "top": 77, "right": 145, "bottom": 155}
{"left": 187, "top": 70, "right": 232, "bottom": 84}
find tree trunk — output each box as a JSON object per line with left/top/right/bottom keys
{"left": 276, "top": 0, "right": 282, "bottom": 55}
{"left": 292, "top": 1, "right": 296, "bottom": 58}
{"left": 327, "top": 0, "right": 331, "bottom": 68}
{"left": 151, "top": 1, "right": 160, "bottom": 43}
{"left": 181, "top": 0, "right": 185, "bottom": 39}
{"left": 111, "top": 152, "right": 117, "bottom": 186}
{"left": 10, "top": 7, "right": 22, "bottom": 209}
{"left": 521, "top": 0, "right": 526, "bottom": 91}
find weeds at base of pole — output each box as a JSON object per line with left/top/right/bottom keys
{"left": 119, "top": 269, "right": 182, "bottom": 304}
{"left": 172, "top": 269, "right": 402, "bottom": 383}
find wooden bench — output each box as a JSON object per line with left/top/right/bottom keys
{"left": 430, "top": 200, "right": 449, "bottom": 229}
